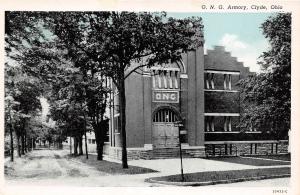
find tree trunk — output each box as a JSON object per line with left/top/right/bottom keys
{"left": 24, "top": 130, "right": 28, "bottom": 153}
{"left": 31, "top": 138, "right": 34, "bottom": 151}
{"left": 84, "top": 130, "right": 88, "bottom": 159}
{"left": 78, "top": 136, "right": 83, "bottom": 155}
{"left": 21, "top": 134, "right": 25, "bottom": 155}
{"left": 82, "top": 113, "right": 89, "bottom": 159}
{"left": 9, "top": 122, "right": 14, "bottom": 162}
{"left": 118, "top": 77, "right": 128, "bottom": 168}
{"left": 94, "top": 123, "right": 104, "bottom": 161}
{"left": 59, "top": 141, "right": 63, "bottom": 149}
{"left": 17, "top": 135, "right": 21, "bottom": 157}
{"left": 70, "top": 137, "right": 72, "bottom": 155}
{"left": 74, "top": 137, "right": 78, "bottom": 155}
{"left": 97, "top": 143, "right": 104, "bottom": 160}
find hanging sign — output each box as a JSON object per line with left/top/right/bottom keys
{"left": 153, "top": 91, "right": 179, "bottom": 103}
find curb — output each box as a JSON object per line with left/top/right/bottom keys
{"left": 145, "top": 174, "right": 291, "bottom": 186}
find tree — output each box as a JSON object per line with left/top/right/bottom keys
{"left": 239, "top": 13, "right": 291, "bottom": 139}
{"left": 5, "top": 12, "right": 50, "bottom": 158}
{"left": 45, "top": 12, "right": 203, "bottom": 168}
{"left": 5, "top": 63, "right": 43, "bottom": 157}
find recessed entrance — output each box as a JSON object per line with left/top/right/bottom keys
{"left": 152, "top": 108, "right": 179, "bottom": 148}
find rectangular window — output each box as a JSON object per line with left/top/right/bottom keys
{"left": 224, "top": 74, "right": 232, "bottom": 90}
{"left": 88, "top": 139, "right": 92, "bottom": 144}
{"left": 157, "top": 71, "right": 162, "bottom": 88}
{"left": 114, "top": 115, "right": 121, "bottom": 133}
{"left": 205, "top": 115, "right": 239, "bottom": 132}
{"left": 204, "top": 73, "right": 215, "bottom": 89}
{"left": 92, "top": 139, "right": 96, "bottom": 144}
{"left": 205, "top": 116, "right": 215, "bottom": 132}
{"left": 168, "top": 71, "right": 173, "bottom": 89}
{"left": 174, "top": 71, "right": 179, "bottom": 89}
{"left": 204, "top": 71, "right": 240, "bottom": 91}
{"left": 152, "top": 69, "right": 180, "bottom": 89}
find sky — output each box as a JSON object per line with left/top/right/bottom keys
{"left": 168, "top": 13, "right": 274, "bottom": 72}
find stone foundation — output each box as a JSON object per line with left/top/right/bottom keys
{"left": 205, "top": 140, "right": 289, "bottom": 157}
{"left": 103, "top": 145, "right": 206, "bottom": 160}
{"left": 103, "top": 147, "right": 145, "bottom": 160}
{"left": 103, "top": 141, "right": 288, "bottom": 159}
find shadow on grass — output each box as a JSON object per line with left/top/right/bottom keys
{"left": 203, "top": 156, "right": 291, "bottom": 166}
{"left": 247, "top": 154, "right": 291, "bottom": 161}
{"left": 67, "top": 154, "right": 158, "bottom": 175}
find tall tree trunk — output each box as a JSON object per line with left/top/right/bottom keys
{"left": 78, "top": 136, "right": 83, "bottom": 155}
{"left": 119, "top": 77, "right": 128, "bottom": 168}
{"left": 69, "top": 137, "right": 72, "bottom": 155}
{"left": 9, "top": 122, "right": 14, "bottom": 162}
{"left": 17, "top": 135, "right": 21, "bottom": 157}
{"left": 83, "top": 113, "right": 89, "bottom": 159}
{"left": 74, "top": 137, "right": 78, "bottom": 155}
{"left": 24, "top": 131, "right": 28, "bottom": 153}
{"left": 94, "top": 124, "right": 104, "bottom": 160}
{"left": 84, "top": 129, "right": 88, "bottom": 159}
{"left": 97, "top": 143, "right": 104, "bottom": 160}
{"left": 31, "top": 138, "right": 34, "bottom": 151}
{"left": 21, "top": 134, "right": 25, "bottom": 155}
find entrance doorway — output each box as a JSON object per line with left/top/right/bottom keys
{"left": 152, "top": 108, "right": 179, "bottom": 148}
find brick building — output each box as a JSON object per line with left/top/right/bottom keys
{"left": 103, "top": 45, "right": 289, "bottom": 160}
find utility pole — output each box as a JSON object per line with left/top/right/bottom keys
{"left": 176, "top": 120, "right": 185, "bottom": 182}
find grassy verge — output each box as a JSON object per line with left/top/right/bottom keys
{"left": 204, "top": 156, "right": 290, "bottom": 166}
{"left": 247, "top": 154, "right": 290, "bottom": 161}
{"left": 70, "top": 154, "right": 158, "bottom": 175}
{"left": 148, "top": 167, "right": 290, "bottom": 184}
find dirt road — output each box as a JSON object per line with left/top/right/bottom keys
{"left": 5, "top": 149, "right": 108, "bottom": 180}
{"left": 4, "top": 149, "right": 159, "bottom": 186}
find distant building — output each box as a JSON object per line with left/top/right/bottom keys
{"left": 102, "top": 46, "right": 288, "bottom": 160}
{"left": 64, "top": 131, "right": 98, "bottom": 153}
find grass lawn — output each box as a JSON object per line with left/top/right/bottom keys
{"left": 247, "top": 154, "right": 291, "bottom": 161}
{"left": 204, "top": 156, "right": 291, "bottom": 166}
{"left": 69, "top": 154, "right": 158, "bottom": 175}
{"left": 149, "top": 167, "right": 290, "bottom": 183}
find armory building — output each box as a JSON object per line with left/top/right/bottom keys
{"left": 103, "top": 46, "right": 289, "bottom": 160}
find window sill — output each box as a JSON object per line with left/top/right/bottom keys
{"left": 204, "top": 89, "right": 239, "bottom": 93}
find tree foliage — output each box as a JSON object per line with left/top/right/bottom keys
{"left": 5, "top": 11, "right": 204, "bottom": 167}
{"left": 239, "top": 13, "right": 291, "bottom": 139}
{"left": 46, "top": 11, "right": 203, "bottom": 167}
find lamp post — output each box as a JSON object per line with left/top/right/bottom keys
{"left": 176, "top": 120, "right": 185, "bottom": 182}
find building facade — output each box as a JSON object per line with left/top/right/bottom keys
{"left": 103, "top": 46, "right": 289, "bottom": 160}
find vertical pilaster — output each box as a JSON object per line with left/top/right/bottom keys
{"left": 195, "top": 47, "right": 205, "bottom": 146}
{"left": 143, "top": 75, "right": 152, "bottom": 145}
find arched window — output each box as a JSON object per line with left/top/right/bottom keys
{"left": 153, "top": 109, "right": 178, "bottom": 123}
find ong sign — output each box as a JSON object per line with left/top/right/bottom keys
{"left": 153, "top": 91, "right": 179, "bottom": 103}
